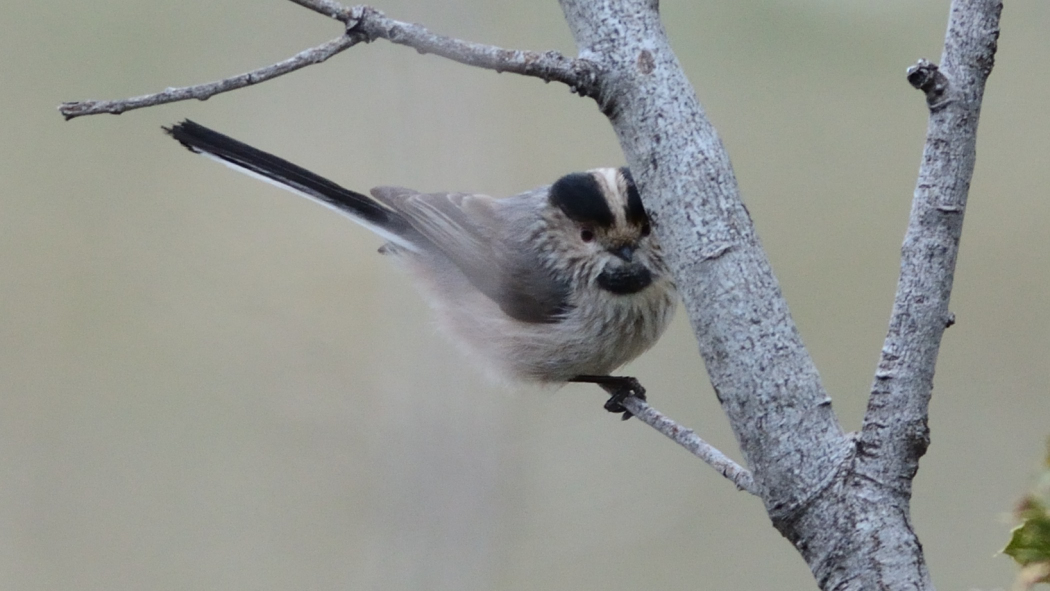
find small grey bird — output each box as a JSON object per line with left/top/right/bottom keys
{"left": 166, "top": 120, "right": 676, "bottom": 418}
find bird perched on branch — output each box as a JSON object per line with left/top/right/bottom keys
{"left": 166, "top": 120, "right": 676, "bottom": 419}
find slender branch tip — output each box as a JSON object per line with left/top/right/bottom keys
{"left": 621, "top": 396, "right": 758, "bottom": 495}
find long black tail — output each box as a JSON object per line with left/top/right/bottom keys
{"left": 165, "top": 120, "right": 414, "bottom": 245}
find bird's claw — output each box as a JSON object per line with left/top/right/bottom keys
{"left": 569, "top": 375, "right": 647, "bottom": 420}
{"left": 601, "top": 377, "right": 647, "bottom": 420}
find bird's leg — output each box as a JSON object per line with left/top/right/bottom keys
{"left": 568, "top": 375, "right": 647, "bottom": 421}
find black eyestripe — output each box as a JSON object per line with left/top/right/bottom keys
{"left": 548, "top": 172, "right": 615, "bottom": 227}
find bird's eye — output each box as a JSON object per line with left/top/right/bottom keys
{"left": 640, "top": 222, "right": 652, "bottom": 237}
{"left": 580, "top": 229, "right": 595, "bottom": 242}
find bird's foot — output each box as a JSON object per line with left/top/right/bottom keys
{"left": 569, "top": 375, "right": 647, "bottom": 420}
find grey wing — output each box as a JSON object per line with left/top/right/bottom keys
{"left": 371, "top": 186, "right": 571, "bottom": 323}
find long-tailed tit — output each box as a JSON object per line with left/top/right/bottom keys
{"left": 166, "top": 120, "right": 676, "bottom": 418}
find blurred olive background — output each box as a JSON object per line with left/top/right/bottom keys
{"left": 2, "top": 0, "right": 1047, "bottom": 589}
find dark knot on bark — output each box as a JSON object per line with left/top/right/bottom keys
{"left": 907, "top": 59, "right": 951, "bottom": 111}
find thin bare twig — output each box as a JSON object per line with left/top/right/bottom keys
{"left": 58, "top": 2, "right": 599, "bottom": 120}
{"left": 621, "top": 397, "right": 758, "bottom": 495}
{"left": 285, "top": 0, "right": 355, "bottom": 21}
{"left": 340, "top": 5, "right": 599, "bottom": 95}
{"left": 59, "top": 35, "right": 358, "bottom": 120}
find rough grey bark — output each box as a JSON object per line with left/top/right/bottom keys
{"left": 559, "top": 0, "right": 848, "bottom": 512}
{"left": 59, "top": 0, "right": 1003, "bottom": 588}
{"left": 859, "top": 5, "right": 1002, "bottom": 492}
{"left": 558, "top": 0, "right": 1001, "bottom": 589}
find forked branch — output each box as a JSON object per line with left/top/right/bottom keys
{"left": 55, "top": 0, "right": 1009, "bottom": 586}
{"left": 59, "top": 3, "right": 598, "bottom": 120}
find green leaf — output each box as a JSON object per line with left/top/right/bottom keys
{"left": 1004, "top": 510, "right": 1050, "bottom": 566}
{"left": 1005, "top": 440, "right": 1050, "bottom": 589}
